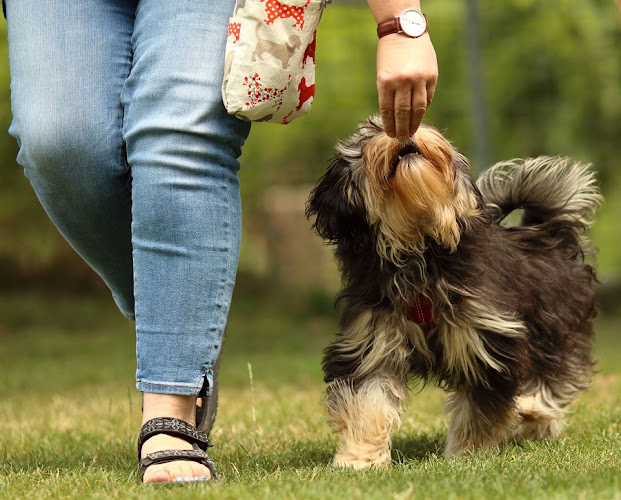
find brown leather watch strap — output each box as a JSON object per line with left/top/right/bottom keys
{"left": 376, "top": 18, "right": 401, "bottom": 39}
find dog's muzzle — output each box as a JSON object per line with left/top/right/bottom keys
{"left": 391, "top": 142, "right": 422, "bottom": 176}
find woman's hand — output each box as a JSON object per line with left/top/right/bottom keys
{"left": 376, "top": 32, "right": 438, "bottom": 141}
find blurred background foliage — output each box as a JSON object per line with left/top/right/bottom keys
{"left": 0, "top": 0, "right": 620, "bottom": 296}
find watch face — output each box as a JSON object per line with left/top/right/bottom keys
{"left": 400, "top": 9, "right": 427, "bottom": 37}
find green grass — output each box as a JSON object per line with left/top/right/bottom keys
{"left": 1, "top": 293, "right": 620, "bottom": 499}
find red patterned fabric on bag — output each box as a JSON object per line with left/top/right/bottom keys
{"left": 222, "top": 0, "right": 328, "bottom": 124}
{"left": 260, "top": 0, "right": 311, "bottom": 30}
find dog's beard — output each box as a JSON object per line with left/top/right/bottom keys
{"left": 359, "top": 126, "right": 480, "bottom": 265}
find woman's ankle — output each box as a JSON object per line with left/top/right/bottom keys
{"left": 142, "top": 393, "right": 197, "bottom": 426}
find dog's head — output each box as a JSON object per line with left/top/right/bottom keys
{"left": 307, "top": 116, "right": 483, "bottom": 265}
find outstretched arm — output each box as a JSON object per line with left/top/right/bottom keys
{"left": 366, "top": 0, "right": 438, "bottom": 141}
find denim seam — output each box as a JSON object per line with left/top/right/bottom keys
{"left": 138, "top": 380, "right": 202, "bottom": 390}
{"left": 223, "top": 181, "right": 233, "bottom": 333}
{"left": 195, "top": 181, "right": 233, "bottom": 392}
{"left": 211, "top": 183, "right": 232, "bottom": 358}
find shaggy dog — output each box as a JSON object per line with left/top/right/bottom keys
{"left": 306, "top": 116, "right": 601, "bottom": 468}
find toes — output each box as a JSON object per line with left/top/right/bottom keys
{"left": 190, "top": 462, "right": 212, "bottom": 481}
{"left": 142, "top": 461, "right": 212, "bottom": 484}
{"left": 142, "top": 465, "right": 173, "bottom": 484}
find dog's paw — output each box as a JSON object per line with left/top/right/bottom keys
{"left": 332, "top": 449, "right": 391, "bottom": 469}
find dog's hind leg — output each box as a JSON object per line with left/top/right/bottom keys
{"left": 514, "top": 381, "right": 566, "bottom": 440}
{"left": 515, "top": 349, "right": 594, "bottom": 440}
{"left": 516, "top": 306, "right": 595, "bottom": 439}
{"left": 323, "top": 311, "right": 411, "bottom": 469}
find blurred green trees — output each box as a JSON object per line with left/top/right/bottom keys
{"left": 0, "top": 1, "right": 620, "bottom": 287}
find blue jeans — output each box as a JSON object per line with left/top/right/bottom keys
{"left": 5, "top": 0, "right": 251, "bottom": 395}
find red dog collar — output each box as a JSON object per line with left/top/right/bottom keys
{"left": 408, "top": 294, "right": 434, "bottom": 332}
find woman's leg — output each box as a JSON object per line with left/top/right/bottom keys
{"left": 125, "top": 0, "right": 250, "bottom": 398}
{"left": 6, "top": 0, "right": 137, "bottom": 318}
{"left": 7, "top": 0, "right": 249, "bottom": 483}
{"left": 124, "top": 0, "right": 250, "bottom": 483}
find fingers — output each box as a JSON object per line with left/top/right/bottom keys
{"left": 426, "top": 78, "right": 436, "bottom": 109}
{"left": 409, "top": 85, "right": 428, "bottom": 138}
{"left": 379, "top": 80, "right": 428, "bottom": 141}
{"left": 376, "top": 35, "right": 438, "bottom": 140}
{"left": 395, "top": 86, "right": 415, "bottom": 140}
{"left": 378, "top": 87, "right": 396, "bottom": 139}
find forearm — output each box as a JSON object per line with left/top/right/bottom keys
{"left": 366, "top": 0, "right": 423, "bottom": 23}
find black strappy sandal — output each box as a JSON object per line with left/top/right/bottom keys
{"left": 138, "top": 417, "right": 218, "bottom": 484}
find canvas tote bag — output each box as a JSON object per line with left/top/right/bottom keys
{"left": 222, "top": 0, "right": 330, "bottom": 124}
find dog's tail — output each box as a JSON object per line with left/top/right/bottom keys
{"left": 477, "top": 157, "right": 602, "bottom": 235}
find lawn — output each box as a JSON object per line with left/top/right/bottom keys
{"left": 0, "top": 291, "right": 619, "bottom": 499}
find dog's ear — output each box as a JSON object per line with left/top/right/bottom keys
{"left": 306, "top": 156, "right": 368, "bottom": 245}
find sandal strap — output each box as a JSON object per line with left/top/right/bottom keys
{"left": 139, "top": 443, "right": 218, "bottom": 480}
{"left": 137, "top": 417, "right": 213, "bottom": 459}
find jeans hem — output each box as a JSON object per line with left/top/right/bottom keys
{"left": 137, "top": 380, "right": 203, "bottom": 396}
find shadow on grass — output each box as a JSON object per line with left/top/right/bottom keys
{"left": 220, "top": 437, "right": 334, "bottom": 472}
{"left": 392, "top": 432, "right": 445, "bottom": 463}
{"left": 215, "top": 431, "right": 445, "bottom": 476}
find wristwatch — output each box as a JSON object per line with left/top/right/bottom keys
{"left": 377, "top": 9, "right": 428, "bottom": 39}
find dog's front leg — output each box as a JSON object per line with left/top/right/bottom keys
{"left": 325, "top": 376, "right": 405, "bottom": 469}
{"left": 444, "top": 387, "right": 522, "bottom": 457}
{"left": 443, "top": 336, "right": 524, "bottom": 457}
{"left": 323, "top": 311, "right": 411, "bottom": 469}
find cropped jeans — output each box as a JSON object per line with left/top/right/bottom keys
{"left": 5, "top": 0, "right": 251, "bottom": 395}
